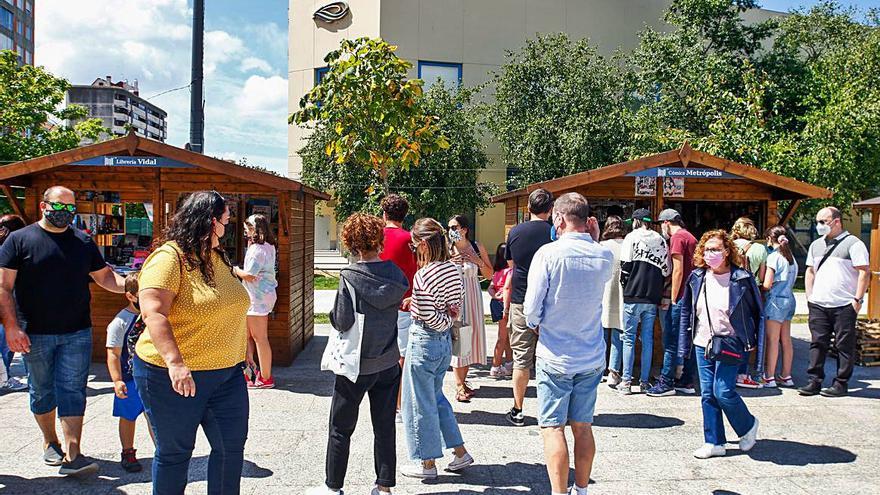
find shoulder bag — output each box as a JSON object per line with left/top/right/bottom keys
{"left": 320, "top": 278, "right": 364, "bottom": 382}
{"left": 451, "top": 269, "right": 473, "bottom": 359}
{"left": 815, "top": 234, "right": 850, "bottom": 272}
{"left": 703, "top": 275, "right": 745, "bottom": 365}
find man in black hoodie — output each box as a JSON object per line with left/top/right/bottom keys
{"left": 311, "top": 213, "right": 408, "bottom": 495}
{"left": 617, "top": 208, "right": 670, "bottom": 395}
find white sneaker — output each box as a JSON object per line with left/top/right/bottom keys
{"left": 305, "top": 486, "right": 342, "bottom": 495}
{"left": 693, "top": 443, "right": 726, "bottom": 459}
{"left": 739, "top": 417, "right": 760, "bottom": 452}
{"left": 569, "top": 484, "right": 588, "bottom": 495}
{"left": 400, "top": 462, "right": 437, "bottom": 479}
{"left": 445, "top": 452, "right": 474, "bottom": 472}
{"left": 490, "top": 365, "right": 505, "bottom": 378}
{"left": 370, "top": 486, "right": 391, "bottom": 495}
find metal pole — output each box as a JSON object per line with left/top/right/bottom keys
{"left": 189, "top": 0, "right": 205, "bottom": 153}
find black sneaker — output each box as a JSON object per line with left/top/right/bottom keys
{"left": 673, "top": 379, "right": 697, "bottom": 395}
{"left": 59, "top": 455, "right": 99, "bottom": 476}
{"left": 798, "top": 380, "right": 822, "bottom": 396}
{"left": 506, "top": 407, "right": 525, "bottom": 427}
{"left": 43, "top": 442, "right": 64, "bottom": 466}
{"left": 121, "top": 448, "right": 143, "bottom": 472}
{"left": 820, "top": 382, "right": 848, "bottom": 398}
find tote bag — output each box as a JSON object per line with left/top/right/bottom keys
{"left": 320, "top": 278, "right": 365, "bottom": 382}
{"left": 451, "top": 270, "right": 473, "bottom": 359}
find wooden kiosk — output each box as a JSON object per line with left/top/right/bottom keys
{"left": 493, "top": 144, "right": 832, "bottom": 371}
{"left": 0, "top": 132, "right": 329, "bottom": 365}
{"left": 494, "top": 143, "right": 832, "bottom": 239}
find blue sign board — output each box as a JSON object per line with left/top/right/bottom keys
{"left": 626, "top": 167, "right": 741, "bottom": 179}
{"left": 70, "top": 156, "right": 194, "bottom": 168}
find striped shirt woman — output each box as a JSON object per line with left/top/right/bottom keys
{"left": 410, "top": 261, "right": 463, "bottom": 331}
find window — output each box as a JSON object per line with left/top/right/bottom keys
{"left": 418, "top": 61, "right": 462, "bottom": 90}
{"left": 314, "top": 66, "right": 329, "bottom": 85}
{"left": 16, "top": 20, "right": 22, "bottom": 34}
{"left": 0, "top": 8, "right": 13, "bottom": 30}
{"left": 0, "top": 33, "right": 12, "bottom": 51}
{"left": 25, "top": 25, "right": 30, "bottom": 40}
{"left": 23, "top": 49, "right": 30, "bottom": 64}
{"left": 25, "top": 1, "right": 31, "bottom": 16}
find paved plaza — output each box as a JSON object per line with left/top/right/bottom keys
{"left": 1, "top": 323, "right": 878, "bottom": 494}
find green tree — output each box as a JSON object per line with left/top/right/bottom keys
{"left": 300, "top": 84, "right": 496, "bottom": 224}
{"left": 487, "top": 34, "right": 635, "bottom": 189}
{"left": 290, "top": 38, "right": 449, "bottom": 194}
{"left": 0, "top": 50, "right": 105, "bottom": 164}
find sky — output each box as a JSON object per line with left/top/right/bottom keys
{"left": 35, "top": 0, "right": 290, "bottom": 175}
{"left": 761, "top": 0, "right": 880, "bottom": 11}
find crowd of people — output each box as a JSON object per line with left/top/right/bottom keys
{"left": 0, "top": 185, "right": 870, "bottom": 495}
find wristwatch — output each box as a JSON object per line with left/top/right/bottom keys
{"left": 855, "top": 297, "right": 864, "bottom": 304}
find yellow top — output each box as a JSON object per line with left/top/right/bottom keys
{"left": 135, "top": 242, "right": 250, "bottom": 371}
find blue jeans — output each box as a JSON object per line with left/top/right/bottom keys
{"left": 659, "top": 300, "right": 697, "bottom": 383}
{"left": 604, "top": 328, "right": 623, "bottom": 373}
{"left": 622, "top": 303, "right": 656, "bottom": 383}
{"left": 401, "top": 323, "right": 464, "bottom": 461}
{"left": 0, "top": 325, "right": 13, "bottom": 376}
{"left": 23, "top": 328, "right": 92, "bottom": 416}
{"left": 695, "top": 346, "right": 756, "bottom": 445}
{"left": 134, "top": 357, "right": 249, "bottom": 495}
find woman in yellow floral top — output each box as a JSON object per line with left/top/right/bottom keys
{"left": 134, "top": 190, "right": 250, "bottom": 495}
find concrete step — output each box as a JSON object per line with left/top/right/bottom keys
{"left": 314, "top": 250, "right": 349, "bottom": 271}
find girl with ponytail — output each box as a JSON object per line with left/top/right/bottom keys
{"left": 761, "top": 226, "right": 798, "bottom": 388}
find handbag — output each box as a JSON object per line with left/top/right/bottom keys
{"left": 320, "top": 278, "right": 364, "bottom": 382}
{"left": 702, "top": 275, "right": 745, "bottom": 365}
{"left": 451, "top": 270, "right": 473, "bottom": 359}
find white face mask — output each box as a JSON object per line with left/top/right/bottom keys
{"left": 816, "top": 222, "right": 832, "bottom": 236}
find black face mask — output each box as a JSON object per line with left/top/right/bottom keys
{"left": 133, "top": 300, "right": 140, "bottom": 311}
{"left": 44, "top": 210, "right": 74, "bottom": 228}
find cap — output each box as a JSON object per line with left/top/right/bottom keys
{"left": 657, "top": 208, "right": 682, "bottom": 223}
{"left": 630, "top": 208, "right": 652, "bottom": 222}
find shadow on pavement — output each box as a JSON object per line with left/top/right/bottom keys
{"left": 470, "top": 385, "right": 536, "bottom": 400}
{"left": 733, "top": 439, "right": 857, "bottom": 466}
{"left": 418, "top": 461, "right": 585, "bottom": 494}
{"left": 593, "top": 413, "right": 685, "bottom": 429}
{"left": 0, "top": 457, "right": 272, "bottom": 493}
{"left": 454, "top": 409, "right": 535, "bottom": 427}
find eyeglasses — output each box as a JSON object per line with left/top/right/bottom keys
{"left": 47, "top": 202, "right": 76, "bottom": 213}
{"left": 447, "top": 225, "right": 460, "bottom": 231}
{"left": 704, "top": 248, "right": 724, "bottom": 255}
{"left": 817, "top": 219, "right": 834, "bottom": 225}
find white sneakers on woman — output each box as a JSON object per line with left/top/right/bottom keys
{"left": 400, "top": 452, "right": 474, "bottom": 479}
{"left": 445, "top": 452, "right": 474, "bottom": 471}
{"left": 739, "top": 418, "right": 760, "bottom": 452}
{"left": 693, "top": 443, "right": 726, "bottom": 459}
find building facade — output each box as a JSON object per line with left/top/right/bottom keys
{"left": 66, "top": 76, "right": 168, "bottom": 143}
{"left": 0, "top": 0, "right": 34, "bottom": 65}
{"left": 288, "top": 0, "right": 780, "bottom": 253}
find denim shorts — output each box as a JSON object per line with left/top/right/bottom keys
{"left": 23, "top": 328, "right": 92, "bottom": 417}
{"left": 765, "top": 295, "right": 796, "bottom": 322}
{"left": 113, "top": 379, "right": 145, "bottom": 421}
{"left": 536, "top": 359, "right": 603, "bottom": 427}
{"left": 489, "top": 299, "right": 504, "bottom": 322}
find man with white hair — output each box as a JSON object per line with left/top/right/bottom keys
{"left": 0, "top": 186, "right": 126, "bottom": 475}
{"left": 800, "top": 206, "right": 869, "bottom": 398}
{"left": 524, "top": 192, "right": 613, "bottom": 495}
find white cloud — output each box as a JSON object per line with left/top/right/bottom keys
{"left": 240, "top": 56, "right": 274, "bottom": 74}
{"left": 35, "top": 0, "right": 289, "bottom": 178}
{"left": 236, "top": 75, "right": 288, "bottom": 116}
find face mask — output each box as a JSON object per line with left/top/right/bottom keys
{"left": 661, "top": 224, "right": 671, "bottom": 239}
{"left": 133, "top": 300, "right": 140, "bottom": 311}
{"left": 44, "top": 209, "right": 74, "bottom": 228}
{"left": 704, "top": 250, "right": 725, "bottom": 269}
{"left": 448, "top": 228, "right": 463, "bottom": 243}
{"left": 549, "top": 225, "right": 558, "bottom": 241}
{"left": 816, "top": 223, "right": 832, "bottom": 236}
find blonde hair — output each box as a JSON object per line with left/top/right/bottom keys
{"left": 731, "top": 217, "right": 758, "bottom": 241}
{"left": 411, "top": 218, "right": 448, "bottom": 267}
{"left": 694, "top": 229, "right": 744, "bottom": 269}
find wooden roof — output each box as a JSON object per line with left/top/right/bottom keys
{"left": 492, "top": 143, "right": 832, "bottom": 202}
{"left": 0, "top": 132, "right": 330, "bottom": 200}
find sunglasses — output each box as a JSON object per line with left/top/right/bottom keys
{"left": 47, "top": 201, "right": 76, "bottom": 213}
{"left": 409, "top": 241, "right": 418, "bottom": 253}
{"left": 817, "top": 219, "right": 835, "bottom": 225}
{"left": 448, "top": 225, "right": 460, "bottom": 231}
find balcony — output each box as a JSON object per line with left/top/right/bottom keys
{"left": 112, "top": 105, "right": 129, "bottom": 115}
{"left": 130, "top": 106, "right": 146, "bottom": 118}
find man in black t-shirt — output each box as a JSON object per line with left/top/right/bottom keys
{"left": 503, "top": 188, "right": 554, "bottom": 427}
{"left": 0, "top": 186, "right": 125, "bottom": 476}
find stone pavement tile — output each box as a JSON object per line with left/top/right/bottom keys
{"left": 790, "top": 474, "right": 880, "bottom": 494}
{"left": 586, "top": 477, "right": 809, "bottom": 495}
{"left": 593, "top": 450, "right": 752, "bottom": 482}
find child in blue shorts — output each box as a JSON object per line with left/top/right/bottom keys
{"left": 106, "top": 273, "right": 154, "bottom": 472}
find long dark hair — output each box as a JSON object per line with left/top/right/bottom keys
{"left": 246, "top": 214, "right": 276, "bottom": 246}
{"left": 0, "top": 214, "right": 26, "bottom": 246}
{"left": 601, "top": 215, "right": 627, "bottom": 241}
{"left": 449, "top": 214, "right": 471, "bottom": 240}
{"left": 164, "top": 191, "right": 232, "bottom": 286}
{"left": 493, "top": 243, "right": 508, "bottom": 272}
{"left": 765, "top": 225, "right": 794, "bottom": 265}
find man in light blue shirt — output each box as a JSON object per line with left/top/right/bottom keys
{"left": 523, "top": 192, "right": 613, "bottom": 495}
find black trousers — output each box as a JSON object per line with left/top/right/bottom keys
{"left": 326, "top": 365, "right": 401, "bottom": 490}
{"left": 807, "top": 302, "right": 858, "bottom": 387}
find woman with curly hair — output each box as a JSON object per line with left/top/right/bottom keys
{"left": 309, "top": 213, "right": 408, "bottom": 495}
{"left": 678, "top": 229, "right": 764, "bottom": 459}
{"left": 134, "top": 191, "right": 251, "bottom": 494}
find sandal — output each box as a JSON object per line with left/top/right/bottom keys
{"left": 456, "top": 384, "right": 471, "bottom": 403}
{"left": 464, "top": 382, "right": 476, "bottom": 398}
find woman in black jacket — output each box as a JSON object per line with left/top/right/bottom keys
{"left": 678, "top": 229, "right": 764, "bottom": 459}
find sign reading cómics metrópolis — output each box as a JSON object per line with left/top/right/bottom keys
{"left": 626, "top": 167, "right": 741, "bottom": 179}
